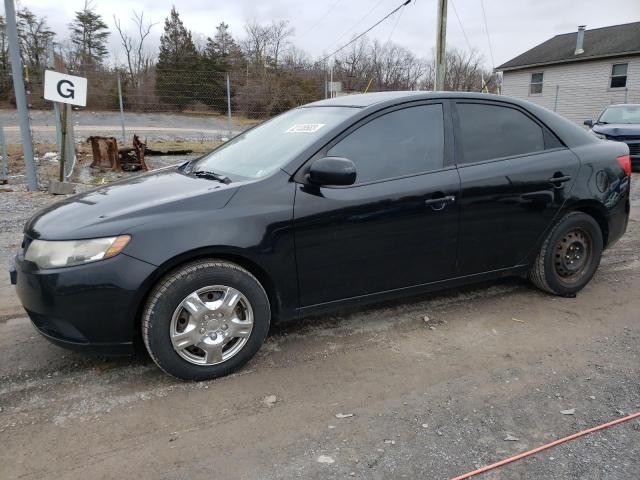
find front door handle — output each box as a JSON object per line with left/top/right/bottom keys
{"left": 424, "top": 195, "right": 456, "bottom": 210}
{"left": 548, "top": 175, "right": 572, "bottom": 186}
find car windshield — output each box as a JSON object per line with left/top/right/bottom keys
{"left": 190, "top": 106, "right": 355, "bottom": 180}
{"left": 598, "top": 105, "right": 640, "bottom": 124}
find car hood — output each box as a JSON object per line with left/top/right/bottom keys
{"left": 592, "top": 123, "right": 640, "bottom": 137}
{"left": 26, "top": 167, "right": 240, "bottom": 240}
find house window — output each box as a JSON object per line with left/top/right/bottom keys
{"left": 610, "top": 63, "right": 628, "bottom": 88}
{"left": 530, "top": 72, "right": 543, "bottom": 94}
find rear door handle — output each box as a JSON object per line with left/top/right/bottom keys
{"left": 548, "top": 175, "right": 572, "bottom": 185}
{"left": 424, "top": 195, "right": 456, "bottom": 210}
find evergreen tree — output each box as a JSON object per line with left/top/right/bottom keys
{"left": 204, "top": 22, "right": 239, "bottom": 65}
{"left": 70, "top": 0, "right": 110, "bottom": 72}
{"left": 16, "top": 7, "right": 55, "bottom": 71}
{"left": 155, "top": 6, "right": 200, "bottom": 111}
{"left": 200, "top": 22, "right": 242, "bottom": 111}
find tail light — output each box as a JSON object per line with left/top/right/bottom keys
{"left": 617, "top": 155, "right": 631, "bottom": 177}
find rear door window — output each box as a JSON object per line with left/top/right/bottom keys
{"left": 328, "top": 104, "right": 444, "bottom": 184}
{"left": 456, "top": 103, "right": 545, "bottom": 164}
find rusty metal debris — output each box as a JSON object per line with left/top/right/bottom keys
{"left": 88, "top": 136, "right": 119, "bottom": 170}
{"left": 87, "top": 134, "right": 193, "bottom": 172}
{"left": 118, "top": 135, "right": 149, "bottom": 172}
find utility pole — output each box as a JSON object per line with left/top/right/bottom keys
{"left": 4, "top": 0, "right": 38, "bottom": 191}
{"left": 435, "top": 0, "right": 447, "bottom": 91}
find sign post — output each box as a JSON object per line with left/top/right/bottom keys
{"left": 58, "top": 104, "right": 68, "bottom": 182}
{"left": 43, "top": 70, "right": 87, "bottom": 192}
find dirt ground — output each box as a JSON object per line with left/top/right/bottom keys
{"left": 0, "top": 167, "right": 639, "bottom": 479}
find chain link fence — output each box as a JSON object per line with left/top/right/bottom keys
{"left": 14, "top": 68, "right": 327, "bottom": 117}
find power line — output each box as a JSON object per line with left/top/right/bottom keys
{"left": 384, "top": 3, "right": 405, "bottom": 46}
{"left": 316, "top": 0, "right": 413, "bottom": 65}
{"left": 365, "top": 3, "right": 406, "bottom": 93}
{"left": 327, "top": 0, "right": 387, "bottom": 53}
{"left": 450, "top": 0, "right": 473, "bottom": 52}
{"left": 297, "top": 0, "right": 343, "bottom": 38}
{"left": 480, "top": 0, "right": 495, "bottom": 68}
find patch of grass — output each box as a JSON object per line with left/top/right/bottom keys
{"left": 160, "top": 110, "right": 263, "bottom": 127}
{"left": 144, "top": 139, "right": 222, "bottom": 154}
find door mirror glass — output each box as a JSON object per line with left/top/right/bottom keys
{"left": 583, "top": 119, "right": 593, "bottom": 127}
{"left": 308, "top": 157, "right": 356, "bottom": 186}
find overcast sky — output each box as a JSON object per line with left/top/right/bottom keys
{"left": 7, "top": 0, "right": 640, "bottom": 68}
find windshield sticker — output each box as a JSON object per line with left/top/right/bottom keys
{"left": 285, "top": 123, "right": 326, "bottom": 133}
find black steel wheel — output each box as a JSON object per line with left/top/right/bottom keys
{"left": 530, "top": 212, "right": 603, "bottom": 296}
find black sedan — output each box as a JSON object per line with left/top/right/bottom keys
{"left": 11, "top": 92, "right": 631, "bottom": 380}
{"left": 585, "top": 103, "right": 640, "bottom": 167}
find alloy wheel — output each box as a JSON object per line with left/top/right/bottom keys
{"left": 169, "top": 285, "right": 254, "bottom": 365}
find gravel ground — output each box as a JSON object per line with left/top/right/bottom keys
{"left": 0, "top": 109, "right": 248, "bottom": 144}
{"left": 0, "top": 167, "right": 638, "bottom": 479}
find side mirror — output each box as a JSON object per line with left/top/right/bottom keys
{"left": 308, "top": 157, "right": 356, "bottom": 186}
{"left": 583, "top": 119, "right": 593, "bottom": 127}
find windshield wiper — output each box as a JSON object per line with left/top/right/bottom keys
{"left": 596, "top": 121, "right": 609, "bottom": 125}
{"left": 192, "top": 170, "right": 231, "bottom": 184}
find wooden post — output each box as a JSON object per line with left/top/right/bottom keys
{"left": 59, "top": 103, "right": 68, "bottom": 182}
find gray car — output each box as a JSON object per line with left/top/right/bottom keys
{"left": 585, "top": 104, "right": 640, "bottom": 168}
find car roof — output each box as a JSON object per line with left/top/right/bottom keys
{"left": 303, "top": 90, "right": 508, "bottom": 108}
{"left": 302, "top": 90, "right": 597, "bottom": 149}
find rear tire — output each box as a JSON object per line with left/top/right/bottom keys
{"left": 530, "top": 212, "right": 603, "bottom": 296}
{"left": 142, "top": 260, "right": 270, "bottom": 381}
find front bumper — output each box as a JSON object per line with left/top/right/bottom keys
{"left": 11, "top": 251, "right": 156, "bottom": 355}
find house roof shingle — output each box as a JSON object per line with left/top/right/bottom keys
{"left": 496, "top": 22, "right": 640, "bottom": 72}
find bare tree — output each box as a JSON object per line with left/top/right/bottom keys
{"left": 267, "top": 20, "right": 294, "bottom": 69}
{"left": 333, "top": 36, "right": 372, "bottom": 91}
{"left": 283, "top": 45, "right": 311, "bottom": 71}
{"left": 0, "top": 15, "right": 9, "bottom": 72}
{"left": 242, "top": 21, "right": 270, "bottom": 68}
{"left": 113, "top": 11, "right": 158, "bottom": 88}
{"left": 420, "top": 47, "right": 497, "bottom": 92}
{"left": 369, "top": 40, "right": 425, "bottom": 90}
{"left": 242, "top": 20, "right": 294, "bottom": 70}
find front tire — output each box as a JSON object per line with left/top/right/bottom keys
{"left": 530, "top": 212, "right": 603, "bottom": 296}
{"left": 142, "top": 260, "right": 270, "bottom": 380}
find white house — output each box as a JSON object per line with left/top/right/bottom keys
{"left": 497, "top": 22, "right": 640, "bottom": 124}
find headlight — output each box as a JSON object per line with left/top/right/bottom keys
{"left": 24, "top": 235, "right": 131, "bottom": 269}
{"left": 590, "top": 131, "right": 607, "bottom": 140}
